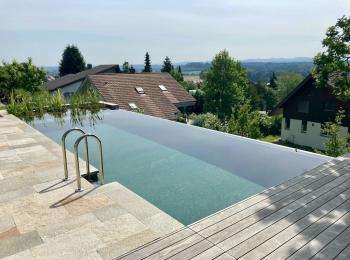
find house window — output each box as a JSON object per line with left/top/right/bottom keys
{"left": 301, "top": 120, "right": 307, "bottom": 133}
{"left": 297, "top": 100, "right": 309, "bottom": 113}
{"left": 135, "top": 87, "right": 145, "bottom": 94}
{"left": 323, "top": 101, "right": 336, "bottom": 111}
{"left": 285, "top": 118, "right": 290, "bottom": 130}
{"left": 159, "top": 85, "right": 167, "bottom": 91}
{"left": 128, "top": 103, "right": 138, "bottom": 109}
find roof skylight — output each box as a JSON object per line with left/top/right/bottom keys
{"left": 159, "top": 85, "right": 167, "bottom": 91}
{"left": 128, "top": 103, "right": 138, "bottom": 109}
{"left": 135, "top": 87, "right": 145, "bottom": 94}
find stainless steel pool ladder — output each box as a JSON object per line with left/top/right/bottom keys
{"left": 61, "top": 128, "right": 105, "bottom": 192}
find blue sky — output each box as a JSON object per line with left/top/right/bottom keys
{"left": 0, "top": 0, "right": 349, "bottom": 66}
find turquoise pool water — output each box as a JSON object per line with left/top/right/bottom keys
{"left": 32, "top": 110, "right": 330, "bottom": 225}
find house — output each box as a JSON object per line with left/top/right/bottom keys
{"left": 43, "top": 64, "right": 119, "bottom": 98}
{"left": 271, "top": 74, "right": 350, "bottom": 150}
{"left": 82, "top": 73, "right": 196, "bottom": 120}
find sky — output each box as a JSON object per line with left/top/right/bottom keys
{"left": 0, "top": 0, "right": 349, "bottom": 66}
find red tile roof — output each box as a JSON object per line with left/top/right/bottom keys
{"left": 87, "top": 73, "right": 196, "bottom": 120}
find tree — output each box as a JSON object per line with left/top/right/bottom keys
{"left": 59, "top": 45, "right": 86, "bottom": 76}
{"left": 0, "top": 58, "right": 47, "bottom": 97}
{"left": 268, "top": 72, "right": 278, "bottom": 89}
{"left": 122, "top": 62, "right": 130, "bottom": 73}
{"left": 248, "top": 81, "right": 265, "bottom": 110}
{"left": 322, "top": 109, "right": 349, "bottom": 156}
{"left": 143, "top": 52, "right": 152, "bottom": 72}
{"left": 313, "top": 16, "right": 350, "bottom": 101}
{"left": 264, "top": 87, "right": 278, "bottom": 111}
{"left": 190, "top": 113, "right": 224, "bottom": 131}
{"left": 178, "top": 66, "right": 182, "bottom": 74}
{"left": 129, "top": 65, "right": 136, "bottom": 73}
{"left": 203, "top": 50, "right": 249, "bottom": 120}
{"left": 161, "top": 56, "right": 173, "bottom": 73}
{"left": 115, "top": 64, "right": 121, "bottom": 73}
{"left": 275, "top": 72, "right": 304, "bottom": 101}
{"left": 170, "top": 67, "right": 184, "bottom": 83}
{"left": 226, "top": 100, "right": 262, "bottom": 138}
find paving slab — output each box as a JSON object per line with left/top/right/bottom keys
{"left": 0, "top": 112, "right": 183, "bottom": 259}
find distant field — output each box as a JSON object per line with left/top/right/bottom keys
{"left": 184, "top": 75, "right": 200, "bottom": 81}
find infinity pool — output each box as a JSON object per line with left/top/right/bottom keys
{"left": 32, "top": 109, "right": 331, "bottom": 224}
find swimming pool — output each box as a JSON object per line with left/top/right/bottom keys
{"left": 32, "top": 109, "right": 331, "bottom": 225}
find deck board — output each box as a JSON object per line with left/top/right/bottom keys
{"left": 117, "top": 157, "right": 350, "bottom": 260}
{"left": 234, "top": 186, "right": 350, "bottom": 259}
{"left": 190, "top": 160, "right": 348, "bottom": 233}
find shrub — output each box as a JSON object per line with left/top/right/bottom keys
{"left": 190, "top": 113, "right": 224, "bottom": 131}
{"left": 322, "top": 109, "right": 349, "bottom": 157}
{"left": 258, "top": 115, "right": 282, "bottom": 136}
{"left": 226, "top": 102, "right": 262, "bottom": 139}
{"left": 176, "top": 113, "right": 187, "bottom": 123}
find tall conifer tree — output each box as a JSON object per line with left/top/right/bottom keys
{"left": 143, "top": 52, "right": 152, "bottom": 72}
{"left": 59, "top": 45, "right": 86, "bottom": 76}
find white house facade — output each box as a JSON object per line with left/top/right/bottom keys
{"left": 271, "top": 75, "right": 350, "bottom": 151}
{"left": 281, "top": 117, "right": 348, "bottom": 150}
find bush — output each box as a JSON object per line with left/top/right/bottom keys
{"left": 226, "top": 102, "right": 261, "bottom": 139}
{"left": 190, "top": 113, "right": 224, "bottom": 131}
{"left": 258, "top": 115, "right": 282, "bottom": 136}
{"left": 176, "top": 113, "right": 187, "bottom": 123}
{"left": 322, "top": 109, "right": 349, "bottom": 157}
{"left": 0, "top": 58, "right": 47, "bottom": 98}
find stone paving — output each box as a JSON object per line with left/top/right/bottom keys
{"left": 0, "top": 111, "right": 183, "bottom": 259}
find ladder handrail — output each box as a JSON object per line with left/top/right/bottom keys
{"left": 74, "top": 134, "right": 104, "bottom": 191}
{"left": 61, "top": 128, "right": 90, "bottom": 181}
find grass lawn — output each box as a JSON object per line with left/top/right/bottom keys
{"left": 258, "top": 135, "right": 321, "bottom": 154}
{"left": 258, "top": 135, "right": 280, "bottom": 143}
{"left": 184, "top": 75, "right": 200, "bottom": 81}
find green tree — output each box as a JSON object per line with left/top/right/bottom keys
{"left": 248, "top": 81, "right": 265, "bottom": 110}
{"left": 59, "top": 45, "right": 86, "bottom": 76}
{"left": 129, "top": 65, "right": 136, "bottom": 73}
{"left": 313, "top": 16, "right": 350, "bottom": 101}
{"left": 227, "top": 100, "right": 262, "bottom": 138}
{"left": 161, "top": 56, "right": 173, "bottom": 73}
{"left": 275, "top": 72, "right": 304, "bottom": 101}
{"left": 190, "top": 113, "right": 224, "bottom": 131}
{"left": 203, "top": 50, "right": 249, "bottom": 119}
{"left": 143, "top": 52, "right": 152, "bottom": 72}
{"left": 0, "top": 58, "right": 47, "bottom": 98}
{"left": 322, "top": 109, "right": 349, "bottom": 157}
{"left": 170, "top": 68, "right": 184, "bottom": 83}
{"left": 268, "top": 72, "right": 278, "bottom": 89}
{"left": 122, "top": 62, "right": 130, "bottom": 73}
{"left": 264, "top": 86, "right": 278, "bottom": 110}
{"left": 115, "top": 64, "right": 121, "bottom": 73}
{"left": 178, "top": 66, "right": 182, "bottom": 74}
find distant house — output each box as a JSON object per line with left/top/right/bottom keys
{"left": 271, "top": 75, "right": 350, "bottom": 150}
{"left": 43, "top": 65, "right": 119, "bottom": 98}
{"left": 82, "top": 73, "right": 196, "bottom": 120}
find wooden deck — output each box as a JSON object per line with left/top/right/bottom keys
{"left": 117, "top": 156, "right": 350, "bottom": 259}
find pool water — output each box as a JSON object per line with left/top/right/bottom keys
{"left": 32, "top": 110, "right": 331, "bottom": 225}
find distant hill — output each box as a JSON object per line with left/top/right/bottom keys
{"left": 243, "top": 57, "right": 312, "bottom": 63}
{"left": 242, "top": 62, "right": 313, "bottom": 82}
{"left": 180, "top": 60, "right": 313, "bottom": 82}
{"left": 43, "top": 57, "right": 314, "bottom": 82}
